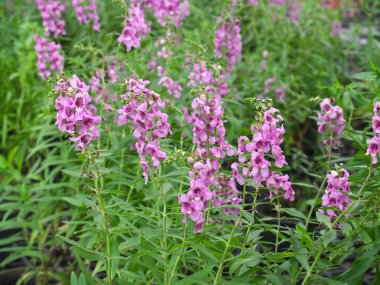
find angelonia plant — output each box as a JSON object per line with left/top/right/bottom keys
{"left": 26, "top": 0, "right": 380, "bottom": 284}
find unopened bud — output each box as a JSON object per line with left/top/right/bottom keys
{"left": 186, "top": 157, "right": 195, "bottom": 164}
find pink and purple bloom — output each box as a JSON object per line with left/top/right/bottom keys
{"left": 366, "top": 102, "right": 380, "bottom": 164}
{"left": 34, "top": 35, "right": 63, "bottom": 80}
{"left": 54, "top": 75, "right": 101, "bottom": 152}
{"left": 72, "top": 0, "right": 101, "bottom": 31}
{"left": 214, "top": 16, "right": 242, "bottom": 72}
{"left": 36, "top": 0, "right": 66, "bottom": 38}
{"left": 232, "top": 106, "right": 295, "bottom": 201}
{"left": 317, "top": 98, "right": 346, "bottom": 148}
{"left": 320, "top": 168, "right": 351, "bottom": 221}
{"left": 118, "top": 6, "right": 150, "bottom": 51}
{"left": 117, "top": 79, "right": 171, "bottom": 183}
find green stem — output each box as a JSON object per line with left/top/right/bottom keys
{"left": 168, "top": 223, "right": 187, "bottom": 285}
{"left": 235, "top": 187, "right": 259, "bottom": 277}
{"left": 275, "top": 197, "right": 281, "bottom": 254}
{"left": 214, "top": 184, "right": 246, "bottom": 284}
{"left": 155, "top": 170, "right": 168, "bottom": 284}
{"left": 89, "top": 150, "right": 112, "bottom": 284}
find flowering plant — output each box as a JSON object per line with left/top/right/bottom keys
{"left": 2, "top": 0, "right": 380, "bottom": 284}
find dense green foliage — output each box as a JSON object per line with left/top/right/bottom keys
{"left": 1, "top": 0, "right": 380, "bottom": 284}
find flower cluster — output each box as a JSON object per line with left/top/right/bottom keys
{"left": 232, "top": 106, "right": 295, "bottom": 201}
{"left": 179, "top": 87, "right": 238, "bottom": 232}
{"left": 148, "top": 31, "right": 183, "bottom": 99}
{"left": 268, "top": 0, "right": 302, "bottom": 23}
{"left": 34, "top": 35, "right": 63, "bottom": 80}
{"left": 132, "top": 0, "right": 189, "bottom": 27}
{"left": 158, "top": 76, "right": 182, "bottom": 98}
{"left": 72, "top": 0, "right": 101, "bottom": 31}
{"left": 118, "top": 6, "right": 150, "bottom": 51}
{"left": 187, "top": 92, "right": 233, "bottom": 159}
{"left": 317, "top": 98, "right": 346, "bottom": 148}
{"left": 366, "top": 102, "right": 380, "bottom": 164}
{"left": 213, "top": 175, "right": 242, "bottom": 217}
{"left": 54, "top": 75, "right": 101, "bottom": 152}
{"left": 179, "top": 160, "right": 217, "bottom": 232}
{"left": 320, "top": 167, "right": 351, "bottom": 221}
{"left": 36, "top": 0, "right": 66, "bottom": 38}
{"left": 187, "top": 62, "right": 229, "bottom": 100}
{"left": 89, "top": 61, "right": 120, "bottom": 107}
{"left": 117, "top": 79, "right": 170, "bottom": 183}
{"left": 214, "top": 17, "right": 242, "bottom": 72}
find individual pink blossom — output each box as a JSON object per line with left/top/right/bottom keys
{"left": 54, "top": 75, "right": 101, "bottom": 152}
{"left": 214, "top": 17, "right": 242, "bottom": 72}
{"left": 34, "top": 35, "right": 63, "bottom": 80}
{"left": 320, "top": 168, "right": 351, "bottom": 221}
{"left": 118, "top": 6, "right": 150, "bottom": 51}
{"left": 72, "top": 0, "right": 100, "bottom": 31}
{"left": 36, "top": 0, "right": 66, "bottom": 38}
{"left": 232, "top": 106, "right": 294, "bottom": 201}
{"left": 317, "top": 98, "right": 346, "bottom": 148}
{"left": 117, "top": 79, "right": 170, "bottom": 183}
{"left": 366, "top": 102, "right": 380, "bottom": 164}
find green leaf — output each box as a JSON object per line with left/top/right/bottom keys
{"left": 73, "top": 247, "right": 97, "bottom": 285}
{"left": 175, "top": 265, "right": 213, "bottom": 285}
{"left": 264, "top": 273, "right": 293, "bottom": 285}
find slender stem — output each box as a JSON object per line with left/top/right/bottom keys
{"left": 301, "top": 165, "right": 372, "bottom": 285}
{"left": 168, "top": 223, "right": 187, "bottom": 285}
{"left": 235, "top": 187, "right": 259, "bottom": 277}
{"left": 301, "top": 250, "right": 323, "bottom": 285}
{"left": 117, "top": 128, "right": 126, "bottom": 192}
{"left": 155, "top": 170, "right": 168, "bottom": 284}
{"left": 275, "top": 197, "right": 281, "bottom": 254}
{"left": 89, "top": 149, "right": 112, "bottom": 284}
{"left": 214, "top": 184, "right": 246, "bottom": 284}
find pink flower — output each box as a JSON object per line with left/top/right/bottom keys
{"left": 264, "top": 77, "right": 276, "bottom": 94}
{"left": 36, "top": 0, "right": 66, "bottom": 38}
{"left": 233, "top": 106, "right": 294, "bottom": 200}
{"left": 366, "top": 102, "right": 380, "bottom": 164}
{"left": 72, "top": 0, "right": 100, "bottom": 31}
{"left": 54, "top": 75, "right": 101, "bottom": 152}
{"left": 214, "top": 17, "right": 242, "bottom": 72}
{"left": 158, "top": 76, "right": 183, "bottom": 98}
{"left": 320, "top": 168, "right": 351, "bottom": 221}
{"left": 118, "top": 6, "right": 150, "bottom": 51}
{"left": 34, "top": 35, "right": 63, "bottom": 80}
{"left": 117, "top": 79, "right": 170, "bottom": 183}
{"left": 317, "top": 98, "right": 346, "bottom": 148}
